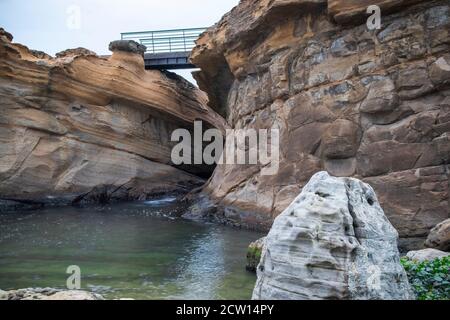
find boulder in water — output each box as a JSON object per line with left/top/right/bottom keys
{"left": 246, "top": 237, "right": 266, "bottom": 272}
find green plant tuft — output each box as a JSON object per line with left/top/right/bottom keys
{"left": 401, "top": 256, "right": 450, "bottom": 300}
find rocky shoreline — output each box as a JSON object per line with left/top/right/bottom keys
{"left": 0, "top": 288, "right": 105, "bottom": 300}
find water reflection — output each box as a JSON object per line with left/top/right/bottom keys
{"left": 0, "top": 200, "right": 262, "bottom": 300}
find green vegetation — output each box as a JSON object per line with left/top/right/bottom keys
{"left": 401, "top": 256, "right": 450, "bottom": 300}
{"left": 246, "top": 245, "right": 263, "bottom": 272}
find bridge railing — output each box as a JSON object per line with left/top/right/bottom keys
{"left": 121, "top": 28, "right": 207, "bottom": 54}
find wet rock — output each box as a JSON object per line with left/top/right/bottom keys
{"left": 246, "top": 237, "right": 266, "bottom": 272}
{"left": 406, "top": 248, "right": 450, "bottom": 262}
{"left": 425, "top": 219, "right": 450, "bottom": 251}
{"left": 252, "top": 172, "right": 414, "bottom": 300}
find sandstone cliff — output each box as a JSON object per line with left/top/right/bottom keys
{"left": 191, "top": 0, "right": 450, "bottom": 249}
{"left": 0, "top": 28, "right": 225, "bottom": 210}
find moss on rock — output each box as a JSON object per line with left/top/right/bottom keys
{"left": 246, "top": 237, "right": 266, "bottom": 272}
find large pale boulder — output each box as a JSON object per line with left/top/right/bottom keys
{"left": 407, "top": 248, "right": 450, "bottom": 263}
{"left": 425, "top": 219, "right": 450, "bottom": 251}
{"left": 252, "top": 172, "right": 414, "bottom": 300}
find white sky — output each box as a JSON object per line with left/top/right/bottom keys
{"left": 0, "top": 0, "right": 239, "bottom": 83}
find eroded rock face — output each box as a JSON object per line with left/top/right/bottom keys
{"left": 252, "top": 172, "right": 414, "bottom": 300}
{"left": 191, "top": 0, "right": 450, "bottom": 250}
{"left": 328, "top": 0, "right": 424, "bottom": 25}
{"left": 0, "top": 31, "right": 226, "bottom": 209}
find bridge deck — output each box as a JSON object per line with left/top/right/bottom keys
{"left": 144, "top": 52, "right": 195, "bottom": 70}
{"left": 121, "top": 28, "right": 206, "bottom": 70}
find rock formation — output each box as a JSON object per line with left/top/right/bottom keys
{"left": 252, "top": 172, "right": 414, "bottom": 300}
{"left": 425, "top": 219, "right": 450, "bottom": 251}
{"left": 246, "top": 237, "right": 266, "bottom": 272}
{"left": 191, "top": 0, "right": 450, "bottom": 250}
{"left": 0, "top": 288, "right": 104, "bottom": 300}
{"left": 0, "top": 28, "right": 226, "bottom": 210}
{"left": 406, "top": 248, "right": 450, "bottom": 262}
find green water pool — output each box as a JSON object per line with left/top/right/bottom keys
{"left": 0, "top": 199, "right": 263, "bottom": 300}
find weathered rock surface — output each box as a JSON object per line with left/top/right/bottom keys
{"left": 109, "top": 40, "right": 147, "bottom": 57}
{"left": 252, "top": 172, "right": 414, "bottom": 300}
{"left": 0, "top": 30, "right": 226, "bottom": 209}
{"left": 328, "top": 0, "right": 424, "bottom": 25}
{"left": 406, "top": 248, "right": 450, "bottom": 262}
{"left": 0, "top": 288, "right": 104, "bottom": 300}
{"left": 191, "top": 0, "right": 450, "bottom": 250}
{"left": 425, "top": 219, "right": 450, "bottom": 251}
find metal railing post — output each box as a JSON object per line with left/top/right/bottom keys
{"left": 151, "top": 32, "right": 155, "bottom": 54}
{"left": 120, "top": 28, "right": 207, "bottom": 55}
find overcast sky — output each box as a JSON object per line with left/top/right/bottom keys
{"left": 0, "top": 0, "right": 239, "bottom": 83}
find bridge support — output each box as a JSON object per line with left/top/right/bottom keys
{"left": 144, "top": 52, "right": 195, "bottom": 70}
{"left": 121, "top": 28, "right": 206, "bottom": 70}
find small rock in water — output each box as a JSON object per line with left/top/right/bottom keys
{"left": 246, "top": 237, "right": 266, "bottom": 272}
{"left": 253, "top": 172, "right": 415, "bottom": 300}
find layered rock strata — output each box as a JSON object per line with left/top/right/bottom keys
{"left": 252, "top": 172, "right": 414, "bottom": 300}
{"left": 0, "top": 29, "right": 225, "bottom": 210}
{"left": 191, "top": 0, "right": 450, "bottom": 249}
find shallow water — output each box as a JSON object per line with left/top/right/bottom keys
{"left": 0, "top": 199, "right": 263, "bottom": 299}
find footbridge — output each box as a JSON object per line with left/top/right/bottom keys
{"left": 121, "top": 28, "right": 206, "bottom": 70}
